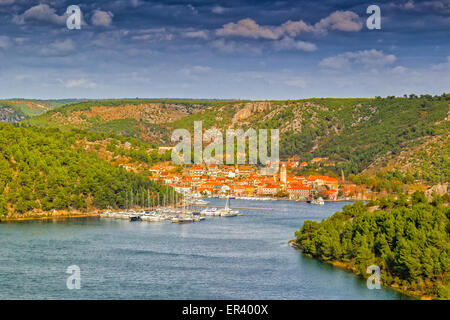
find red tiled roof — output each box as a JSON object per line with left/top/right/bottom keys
{"left": 288, "top": 186, "right": 312, "bottom": 190}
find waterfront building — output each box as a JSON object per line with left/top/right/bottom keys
{"left": 287, "top": 186, "right": 312, "bottom": 200}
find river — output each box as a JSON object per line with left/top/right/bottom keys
{"left": 0, "top": 199, "right": 407, "bottom": 299}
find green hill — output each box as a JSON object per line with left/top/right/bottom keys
{"left": 22, "top": 95, "right": 450, "bottom": 179}
{"left": 24, "top": 99, "right": 233, "bottom": 143}
{"left": 0, "top": 123, "right": 173, "bottom": 217}
{"left": 169, "top": 95, "right": 450, "bottom": 179}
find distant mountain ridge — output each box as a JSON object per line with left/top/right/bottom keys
{"left": 0, "top": 99, "right": 81, "bottom": 123}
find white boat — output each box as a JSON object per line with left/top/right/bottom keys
{"left": 312, "top": 197, "right": 325, "bottom": 205}
{"left": 193, "top": 199, "right": 208, "bottom": 205}
{"left": 171, "top": 216, "right": 194, "bottom": 223}
{"left": 99, "top": 210, "right": 111, "bottom": 218}
{"left": 120, "top": 213, "right": 131, "bottom": 220}
{"left": 146, "top": 215, "right": 165, "bottom": 222}
{"left": 217, "top": 197, "right": 240, "bottom": 217}
{"left": 200, "top": 207, "right": 217, "bottom": 216}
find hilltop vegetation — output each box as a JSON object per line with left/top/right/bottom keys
{"left": 0, "top": 123, "right": 172, "bottom": 217}
{"left": 355, "top": 134, "right": 450, "bottom": 188}
{"left": 24, "top": 99, "right": 233, "bottom": 143}
{"left": 0, "top": 99, "right": 76, "bottom": 122}
{"left": 295, "top": 192, "right": 450, "bottom": 299}
{"left": 19, "top": 94, "right": 450, "bottom": 180}
{"left": 170, "top": 95, "right": 449, "bottom": 178}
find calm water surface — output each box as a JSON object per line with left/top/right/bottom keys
{"left": 0, "top": 199, "right": 407, "bottom": 299}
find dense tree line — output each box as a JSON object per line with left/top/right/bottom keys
{"left": 278, "top": 94, "right": 449, "bottom": 175}
{"left": 295, "top": 192, "right": 450, "bottom": 299}
{"left": 0, "top": 123, "right": 172, "bottom": 216}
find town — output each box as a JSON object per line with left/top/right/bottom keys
{"left": 140, "top": 156, "right": 367, "bottom": 202}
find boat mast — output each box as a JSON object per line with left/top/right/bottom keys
{"left": 130, "top": 188, "right": 133, "bottom": 210}
{"left": 165, "top": 185, "right": 168, "bottom": 207}
{"left": 182, "top": 190, "right": 186, "bottom": 217}
{"left": 172, "top": 189, "right": 174, "bottom": 208}
{"left": 225, "top": 196, "right": 229, "bottom": 210}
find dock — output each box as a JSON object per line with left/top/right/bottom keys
{"left": 189, "top": 205, "right": 273, "bottom": 211}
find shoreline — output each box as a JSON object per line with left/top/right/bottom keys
{"left": 0, "top": 212, "right": 100, "bottom": 223}
{"left": 288, "top": 240, "right": 434, "bottom": 300}
{"left": 209, "top": 197, "right": 362, "bottom": 203}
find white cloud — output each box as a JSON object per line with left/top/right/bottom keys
{"left": 315, "top": 10, "right": 363, "bottom": 32}
{"left": 391, "top": 66, "right": 408, "bottom": 74}
{"left": 404, "top": 1, "right": 415, "bottom": 10}
{"left": 0, "top": 36, "right": 11, "bottom": 49}
{"left": 184, "top": 30, "right": 209, "bottom": 40}
{"left": 180, "top": 65, "right": 212, "bottom": 77}
{"left": 40, "top": 39, "right": 76, "bottom": 56}
{"left": 211, "top": 38, "right": 262, "bottom": 55}
{"left": 14, "top": 37, "right": 28, "bottom": 45}
{"left": 431, "top": 56, "right": 450, "bottom": 70}
{"left": 61, "top": 79, "right": 97, "bottom": 89}
{"left": 389, "top": 0, "right": 450, "bottom": 14}
{"left": 284, "top": 78, "right": 307, "bottom": 88}
{"left": 212, "top": 5, "right": 229, "bottom": 14}
{"left": 0, "top": 0, "right": 14, "bottom": 6}
{"left": 216, "top": 18, "right": 283, "bottom": 40}
{"left": 14, "top": 74, "right": 32, "bottom": 81}
{"left": 129, "top": 0, "right": 141, "bottom": 8}
{"left": 273, "top": 37, "right": 317, "bottom": 52}
{"left": 13, "top": 4, "right": 66, "bottom": 26}
{"left": 319, "top": 50, "right": 397, "bottom": 69}
{"left": 186, "top": 4, "right": 198, "bottom": 15}
{"left": 91, "top": 10, "right": 113, "bottom": 27}
{"left": 131, "top": 28, "right": 173, "bottom": 41}
{"left": 216, "top": 11, "right": 362, "bottom": 40}
{"left": 281, "top": 20, "right": 314, "bottom": 37}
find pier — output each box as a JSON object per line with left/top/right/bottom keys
{"left": 190, "top": 205, "right": 272, "bottom": 211}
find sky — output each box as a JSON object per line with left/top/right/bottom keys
{"left": 0, "top": 0, "right": 449, "bottom": 99}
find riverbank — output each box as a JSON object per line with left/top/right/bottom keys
{"left": 289, "top": 240, "right": 433, "bottom": 300}
{"left": 0, "top": 210, "right": 100, "bottom": 223}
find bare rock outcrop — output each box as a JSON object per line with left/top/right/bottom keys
{"left": 425, "top": 183, "right": 449, "bottom": 201}
{"left": 232, "top": 102, "right": 272, "bottom": 124}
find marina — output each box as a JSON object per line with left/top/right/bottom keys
{"left": 100, "top": 195, "right": 253, "bottom": 223}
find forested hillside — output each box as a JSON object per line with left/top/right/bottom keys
{"left": 295, "top": 192, "right": 450, "bottom": 299}
{"left": 0, "top": 123, "right": 172, "bottom": 217}
{"left": 21, "top": 95, "right": 450, "bottom": 178}
{"left": 172, "top": 95, "right": 449, "bottom": 176}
